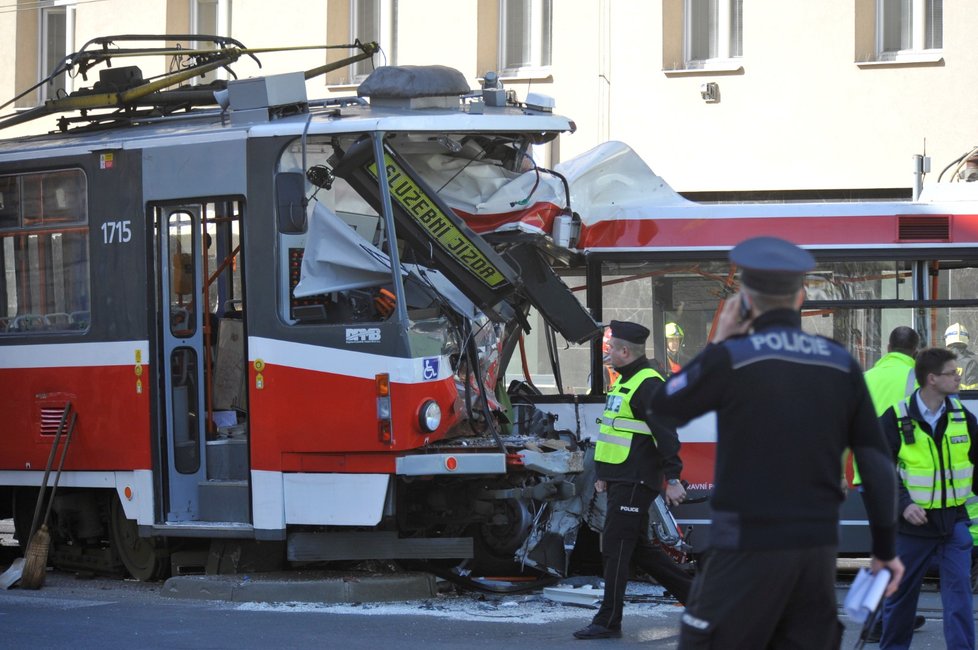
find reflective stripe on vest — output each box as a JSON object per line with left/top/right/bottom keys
{"left": 966, "top": 495, "right": 978, "bottom": 545}
{"left": 896, "top": 396, "right": 974, "bottom": 509}
{"left": 594, "top": 367, "right": 662, "bottom": 465}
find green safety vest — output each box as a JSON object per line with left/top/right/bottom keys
{"left": 854, "top": 353, "right": 917, "bottom": 485}
{"left": 896, "top": 396, "right": 973, "bottom": 509}
{"left": 595, "top": 367, "right": 662, "bottom": 465}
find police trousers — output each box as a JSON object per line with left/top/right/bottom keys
{"left": 678, "top": 545, "right": 842, "bottom": 650}
{"left": 592, "top": 481, "right": 693, "bottom": 629}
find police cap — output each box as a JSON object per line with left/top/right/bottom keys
{"left": 609, "top": 320, "right": 650, "bottom": 345}
{"left": 730, "top": 236, "right": 815, "bottom": 295}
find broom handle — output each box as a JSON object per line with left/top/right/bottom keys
{"left": 41, "top": 411, "right": 77, "bottom": 529}
{"left": 28, "top": 403, "right": 72, "bottom": 541}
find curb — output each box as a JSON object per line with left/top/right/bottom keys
{"left": 162, "top": 571, "right": 438, "bottom": 604}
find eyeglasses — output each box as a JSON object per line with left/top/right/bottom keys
{"left": 936, "top": 370, "right": 961, "bottom": 378}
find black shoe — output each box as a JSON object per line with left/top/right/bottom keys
{"left": 573, "top": 623, "right": 622, "bottom": 640}
{"left": 865, "top": 615, "right": 926, "bottom": 644}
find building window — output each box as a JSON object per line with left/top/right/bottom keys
{"left": 878, "top": 0, "right": 942, "bottom": 59}
{"left": 684, "top": 0, "right": 742, "bottom": 68}
{"left": 351, "top": 0, "right": 394, "bottom": 80}
{"left": 39, "top": 4, "right": 72, "bottom": 102}
{"left": 191, "top": 0, "right": 232, "bottom": 82}
{"left": 0, "top": 170, "right": 90, "bottom": 335}
{"left": 499, "top": 0, "right": 552, "bottom": 76}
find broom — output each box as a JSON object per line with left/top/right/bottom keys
{"left": 20, "top": 409, "right": 76, "bottom": 590}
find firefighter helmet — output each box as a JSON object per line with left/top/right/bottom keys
{"left": 945, "top": 323, "right": 970, "bottom": 346}
{"left": 665, "top": 322, "right": 684, "bottom": 339}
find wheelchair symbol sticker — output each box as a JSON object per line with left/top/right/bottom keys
{"left": 422, "top": 358, "right": 439, "bottom": 381}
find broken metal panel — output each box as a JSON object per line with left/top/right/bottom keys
{"left": 502, "top": 242, "right": 601, "bottom": 344}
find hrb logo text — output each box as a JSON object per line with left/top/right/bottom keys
{"left": 345, "top": 327, "right": 381, "bottom": 343}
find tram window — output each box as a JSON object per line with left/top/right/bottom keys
{"left": 279, "top": 137, "right": 392, "bottom": 325}
{"left": 0, "top": 169, "right": 89, "bottom": 335}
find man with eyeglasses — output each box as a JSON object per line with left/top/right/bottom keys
{"left": 878, "top": 347, "right": 978, "bottom": 649}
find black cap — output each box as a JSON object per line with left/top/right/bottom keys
{"left": 609, "top": 320, "right": 650, "bottom": 344}
{"left": 730, "top": 236, "right": 815, "bottom": 295}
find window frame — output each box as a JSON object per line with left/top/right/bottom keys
{"left": 0, "top": 169, "right": 91, "bottom": 336}
{"left": 498, "top": 0, "right": 553, "bottom": 78}
{"left": 38, "top": 1, "right": 75, "bottom": 102}
{"left": 350, "top": 0, "right": 395, "bottom": 81}
{"left": 683, "top": 0, "right": 743, "bottom": 70}
{"left": 190, "top": 0, "right": 232, "bottom": 83}
{"left": 876, "top": 0, "right": 943, "bottom": 62}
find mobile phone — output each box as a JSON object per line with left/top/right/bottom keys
{"left": 738, "top": 294, "right": 751, "bottom": 322}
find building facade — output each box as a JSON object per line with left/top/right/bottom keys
{"left": 0, "top": 0, "right": 971, "bottom": 195}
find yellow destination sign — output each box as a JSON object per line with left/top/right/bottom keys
{"left": 368, "top": 154, "right": 507, "bottom": 288}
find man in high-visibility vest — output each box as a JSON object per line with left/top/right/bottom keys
{"left": 860, "top": 326, "right": 926, "bottom": 642}
{"left": 879, "top": 347, "right": 978, "bottom": 649}
{"left": 573, "top": 319, "right": 690, "bottom": 640}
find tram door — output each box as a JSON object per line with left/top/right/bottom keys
{"left": 156, "top": 206, "right": 208, "bottom": 521}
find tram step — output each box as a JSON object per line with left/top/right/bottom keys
{"left": 287, "top": 531, "right": 473, "bottom": 562}
{"left": 199, "top": 480, "right": 250, "bottom": 523}
{"left": 205, "top": 438, "right": 248, "bottom": 480}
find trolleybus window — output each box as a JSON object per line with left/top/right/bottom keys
{"left": 0, "top": 169, "right": 89, "bottom": 334}
{"left": 505, "top": 257, "right": 978, "bottom": 395}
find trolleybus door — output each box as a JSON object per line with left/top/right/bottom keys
{"left": 157, "top": 206, "right": 208, "bottom": 522}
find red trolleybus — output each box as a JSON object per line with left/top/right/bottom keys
{"left": 505, "top": 141, "right": 978, "bottom": 554}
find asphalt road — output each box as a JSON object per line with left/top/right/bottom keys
{"left": 0, "top": 519, "right": 972, "bottom": 649}
{"left": 1, "top": 568, "right": 972, "bottom": 649}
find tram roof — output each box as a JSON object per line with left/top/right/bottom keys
{"left": 0, "top": 95, "right": 573, "bottom": 165}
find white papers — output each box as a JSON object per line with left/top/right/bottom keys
{"left": 844, "top": 568, "right": 891, "bottom": 623}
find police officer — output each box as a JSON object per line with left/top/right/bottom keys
{"left": 573, "top": 320, "right": 690, "bottom": 640}
{"left": 878, "top": 347, "right": 978, "bottom": 649}
{"left": 648, "top": 236, "right": 904, "bottom": 649}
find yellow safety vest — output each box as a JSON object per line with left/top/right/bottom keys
{"left": 595, "top": 367, "right": 662, "bottom": 465}
{"left": 896, "top": 396, "right": 973, "bottom": 509}
{"left": 854, "top": 353, "right": 917, "bottom": 485}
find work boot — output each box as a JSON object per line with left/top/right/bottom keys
{"left": 866, "top": 615, "right": 925, "bottom": 643}
{"left": 573, "top": 623, "right": 623, "bottom": 640}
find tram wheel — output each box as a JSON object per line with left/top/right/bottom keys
{"left": 108, "top": 495, "right": 168, "bottom": 581}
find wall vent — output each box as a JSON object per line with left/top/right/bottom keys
{"left": 898, "top": 215, "right": 950, "bottom": 241}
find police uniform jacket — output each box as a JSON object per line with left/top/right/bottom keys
{"left": 649, "top": 309, "right": 897, "bottom": 560}
{"left": 880, "top": 391, "right": 978, "bottom": 538}
{"left": 596, "top": 355, "right": 682, "bottom": 488}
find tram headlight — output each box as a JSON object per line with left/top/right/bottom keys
{"left": 419, "top": 400, "right": 441, "bottom": 433}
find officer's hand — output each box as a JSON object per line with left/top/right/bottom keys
{"left": 711, "top": 291, "right": 753, "bottom": 343}
{"left": 594, "top": 480, "right": 607, "bottom": 493}
{"left": 902, "top": 503, "right": 927, "bottom": 526}
{"left": 665, "top": 481, "right": 686, "bottom": 507}
{"left": 871, "top": 555, "right": 905, "bottom": 598}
